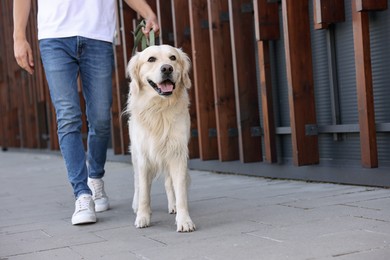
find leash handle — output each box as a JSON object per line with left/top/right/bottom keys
{"left": 132, "top": 20, "right": 156, "bottom": 55}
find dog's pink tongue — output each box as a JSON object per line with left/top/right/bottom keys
{"left": 158, "top": 81, "right": 174, "bottom": 93}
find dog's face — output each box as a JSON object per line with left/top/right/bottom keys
{"left": 128, "top": 45, "right": 191, "bottom": 97}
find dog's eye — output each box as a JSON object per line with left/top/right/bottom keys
{"left": 148, "top": 57, "right": 156, "bottom": 62}
{"left": 169, "top": 55, "right": 176, "bottom": 61}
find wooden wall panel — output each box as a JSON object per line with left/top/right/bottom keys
{"left": 208, "top": 0, "right": 239, "bottom": 161}
{"left": 313, "top": 0, "right": 345, "bottom": 29}
{"left": 229, "top": 0, "right": 262, "bottom": 162}
{"left": 111, "top": 4, "right": 136, "bottom": 154}
{"left": 1, "top": 0, "right": 18, "bottom": 148}
{"left": 27, "top": 1, "right": 49, "bottom": 149}
{"left": 0, "top": 0, "right": 53, "bottom": 150}
{"left": 157, "top": 0, "right": 175, "bottom": 45}
{"left": 0, "top": 1, "right": 9, "bottom": 149}
{"left": 189, "top": 0, "right": 219, "bottom": 160}
{"left": 19, "top": 71, "right": 36, "bottom": 148}
{"left": 0, "top": 81, "right": 6, "bottom": 149}
{"left": 1, "top": 0, "right": 388, "bottom": 173}
{"left": 351, "top": 0, "right": 378, "bottom": 168}
{"left": 172, "top": 0, "right": 200, "bottom": 158}
{"left": 30, "top": 0, "right": 46, "bottom": 103}
{"left": 355, "top": 0, "right": 387, "bottom": 11}
{"left": 258, "top": 41, "right": 277, "bottom": 163}
{"left": 253, "top": 0, "right": 280, "bottom": 163}
{"left": 282, "top": 0, "right": 319, "bottom": 166}
{"left": 253, "top": 0, "right": 279, "bottom": 40}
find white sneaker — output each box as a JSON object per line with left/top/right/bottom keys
{"left": 71, "top": 194, "right": 97, "bottom": 225}
{"left": 88, "top": 177, "right": 109, "bottom": 212}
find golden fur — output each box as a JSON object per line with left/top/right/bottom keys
{"left": 126, "top": 45, "right": 195, "bottom": 232}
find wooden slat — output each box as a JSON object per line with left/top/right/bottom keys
{"left": 0, "top": 81, "right": 7, "bottom": 149}
{"left": 282, "top": 0, "right": 319, "bottom": 166}
{"left": 20, "top": 73, "right": 27, "bottom": 148}
{"left": 29, "top": 1, "right": 49, "bottom": 148}
{"left": 2, "top": 0, "right": 10, "bottom": 148}
{"left": 0, "top": 2, "right": 4, "bottom": 86}
{"left": 253, "top": 0, "right": 279, "bottom": 163}
{"left": 156, "top": 0, "right": 175, "bottom": 45}
{"left": 3, "top": 0, "right": 21, "bottom": 148}
{"left": 9, "top": 108, "right": 21, "bottom": 147}
{"left": 355, "top": 0, "right": 387, "bottom": 11}
{"left": 24, "top": 9, "right": 40, "bottom": 148}
{"left": 1, "top": 0, "right": 51, "bottom": 150}
{"left": 119, "top": 5, "right": 136, "bottom": 154}
{"left": 257, "top": 41, "right": 277, "bottom": 163}
{"left": 36, "top": 101, "right": 48, "bottom": 149}
{"left": 228, "top": 0, "right": 262, "bottom": 163}
{"left": 313, "top": 0, "right": 345, "bottom": 30}
{"left": 171, "top": 0, "right": 200, "bottom": 159}
{"left": 189, "top": 0, "right": 219, "bottom": 160}
{"left": 111, "top": 61, "right": 123, "bottom": 155}
{"left": 208, "top": 0, "right": 239, "bottom": 161}
{"left": 27, "top": 0, "right": 49, "bottom": 148}
{"left": 30, "top": 0, "right": 48, "bottom": 148}
{"left": 253, "top": 0, "right": 279, "bottom": 41}
{"left": 111, "top": 4, "right": 137, "bottom": 154}
{"left": 147, "top": 0, "right": 157, "bottom": 15}
{"left": 351, "top": 0, "right": 378, "bottom": 168}
{"left": 0, "top": 84, "right": 5, "bottom": 149}
{"left": 30, "top": 0, "right": 46, "bottom": 103}
{"left": 0, "top": 1, "right": 7, "bottom": 149}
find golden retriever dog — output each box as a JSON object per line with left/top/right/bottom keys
{"left": 126, "top": 45, "right": 195, "bottom": 232}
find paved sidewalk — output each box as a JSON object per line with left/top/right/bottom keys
{"left": 1, "top": 150, "right": 390, "bottom": 260}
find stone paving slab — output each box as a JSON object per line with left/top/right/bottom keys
{"left": 1, "top": 151, "right": 390, "bottom": 260}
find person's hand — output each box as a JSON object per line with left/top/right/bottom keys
{"left": 14, "top": 38, "right": 34, "bottom": 75}
{"left": 142, "top": 15, "right": 160, "bottom": 38}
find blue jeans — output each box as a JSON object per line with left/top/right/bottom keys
{"left": 39, "top": 37, "right": 113, "bottom": 198}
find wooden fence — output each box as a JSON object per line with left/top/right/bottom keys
{"left": 1, "top": 0, "right": 388, "bottom": 169}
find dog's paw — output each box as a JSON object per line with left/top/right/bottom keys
{"left": 176, "top": 216, "right": 196, "bottom": 232}
{"left": 135, "top": 213, "right": 151, "bottom": 228}
{"left": 168, "top": 205, "right": 176, "bottom": 214}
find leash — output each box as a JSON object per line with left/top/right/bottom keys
{"left": 132, "top": 19, "right": 156, "bottom": 55}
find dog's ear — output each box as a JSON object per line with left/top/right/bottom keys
{"left": 177, "top": 48, "right": 192, "bottom": 89}
{"left": 127, "top": 52, "right": 141, "bottom": 95}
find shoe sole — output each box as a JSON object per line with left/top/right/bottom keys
{"left": 95, "top": 204, "right": 109, "bottom": 212}
{"left": 72, "top": 215, "right": 97, "bottom": 225}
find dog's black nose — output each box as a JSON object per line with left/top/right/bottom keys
{"left": 161, "top": 64, "right": 173, "bottom": 75}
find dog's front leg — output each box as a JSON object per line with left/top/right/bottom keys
{"left": 132, "top": 168, "right": 139, "bottom": 213}
{"left": 135, "top": 168, "right": 152, "bottom": 228}
{"left": 165, "top": 175, "right": 176, "bottom": 214}
{"left": 171, "top": 165, "right": 196, "bottom": 232}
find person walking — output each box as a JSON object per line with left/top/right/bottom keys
{"left": 13, "top": 0, "right": 159, "bottom": 225}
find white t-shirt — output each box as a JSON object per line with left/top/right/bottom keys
{"left": 37, "top": 0, "right": 116, "bottom": 43}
